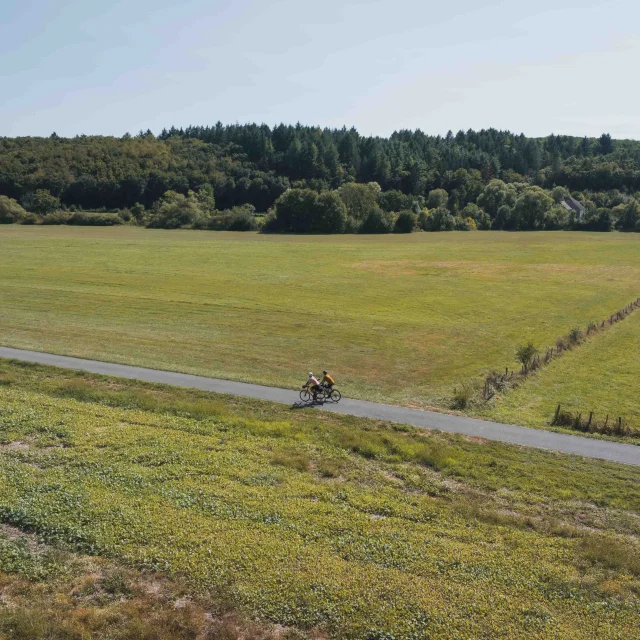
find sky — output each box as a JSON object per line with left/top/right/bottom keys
{"left": 2, "top": 0, "right": 639, "bottom": 139}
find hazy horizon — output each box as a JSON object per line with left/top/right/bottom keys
{"left": 3, "top": 0, "right": 639, "bottom": 140}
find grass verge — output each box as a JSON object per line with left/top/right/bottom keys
{"left": 477, "top": 307, "right": 640, "bottom": 437}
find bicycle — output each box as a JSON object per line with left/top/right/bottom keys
{"left": 321, "top": 384, "right": 341, "bottom": 403}
{"left": 300, "top": 385, "right": 316, "bottom": 403}
{"left": 299, "top": 384, "right": 341, "bottom": 404}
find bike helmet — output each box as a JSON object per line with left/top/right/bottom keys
{"left": 323, "top": 370, "right": 328, "bottom": 374}
{"left": 308, "top": 372, "right": 313, "bottom": 377}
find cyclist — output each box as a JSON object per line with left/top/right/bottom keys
{"left": 303, "top": 372, "right": 321, "bottom": 402}
{"left": 321, "top": 370, "right": 335, "bottom": 390}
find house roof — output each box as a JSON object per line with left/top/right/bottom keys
{"left": 561, "top": 197, "right": 585, "bottom": 213}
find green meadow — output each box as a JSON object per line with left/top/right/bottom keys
{"left": 1, "top": 226, "right": 639, "bottom": 413}
{"left": 0, "top": 360, "right": 639, "bottom": 639}
{"left": 478, "top": 305, "right": 640, "bottom": 431}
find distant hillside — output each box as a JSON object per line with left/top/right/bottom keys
{"left": 2, "top": 125, "right": 640, "bottom": 213}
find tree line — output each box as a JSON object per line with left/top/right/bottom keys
{"left": 1, "top": 125, "right": 640, "bottom": 232}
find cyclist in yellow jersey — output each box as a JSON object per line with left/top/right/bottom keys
{"left": 321, "top": 370, "right": 335, "bottom": 389}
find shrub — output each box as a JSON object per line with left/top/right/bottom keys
{"left": 515, "top": 342, "right": 538, "bottom": 369}
{"left": 131, "top": 202, "right": 147, "bottom": 224}
{"left": 460, "top": 203, "right": 491, "bottom": 229}
{"left": 195, "top": 183, "right": 216, "bottom": 215}
{"left": 23, "top": 189, "right": 61, "bottom": 216}
{"left": 393, "top": 210, "right": 417, "bottom": 233}
{"left": 208, "top": 207, "right": 259, "bottom": 231}
{"left": 69, "top": 212, "right": 124, "bottom": 226}
{"left": 338, "top": 182, "right": 381, "bottom": 220}
{"left": 613, "top": 199, "right": 640, "bottom": 231}
{"left": 513, "top": 187, "right": 554, "bottom": 230}
{"left": 39, "top": 211, "right": 72, "bottom": 225}
{"left": 272, "top": 189, "right": 347, "bottom": 233}
{"left": 227, "top": 211, "right": 258, "bottom": 231}
{"left": 545, "top": 205, "right": 570, "bottom": 230}
{"left": 424, "top": 207, "right": 455, "bottom": 231}
{"left": 451, "top": 381, "right": 478, "bottom": 410}
{"left": 359, "top": 208, "right": 394, "bottom": 233}
{"left": 261, "top": 212, "right": 280, "bottom": 233}
{"left": 272, "top": 188, "right": 319, "bottom": 233}
{"left": 568, "top": 327, "right": 583, "bottom": 345}
{"left": 311, "top": 191, "right": 347, "bottom": 233}
{"left": 493, "top": 204, "right": 515, "bottom": 230}
{"left": 454, "top": 216, "right": 477, "bottom": 231}
{"left": 19, "top": 212, "right": 39, "bottom": 225}
{"left": 0, "top": 195, "right": 26, "bottom": 223}
{"left": 147, "top": 190, "right": 208, "bottom": 229}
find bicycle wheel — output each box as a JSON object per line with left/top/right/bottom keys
{"left": 300, "top": 390, "right": 313, "bottom": 403}
{"left": 329, "top": 389, "right": 341, "bottom": 402}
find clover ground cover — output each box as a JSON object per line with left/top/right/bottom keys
{"left": 0, "top": 360, "right": 638, "bottom": 638}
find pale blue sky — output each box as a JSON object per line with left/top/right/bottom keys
{"left": 2, "top": 0, "right": 639, "bottom": 138}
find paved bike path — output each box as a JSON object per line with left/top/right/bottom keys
{"left": 1, "top": 347, "right": 638, "bottom": 467}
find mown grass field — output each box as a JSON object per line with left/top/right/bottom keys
{"left": 0, "top": 360, "right": 639, "bottom": 639}
{"left": 477, "top": 307, "right": 640, "bottom": 432}
{"left": 1, "top": 226, "right": 639, "bottom": 413}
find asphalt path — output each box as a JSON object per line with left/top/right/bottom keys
{"left": 1, "top": 346, "right": 638, "bottom": 467}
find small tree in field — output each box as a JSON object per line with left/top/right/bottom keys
{"left": 516, "top": 342, "right": 538, "bottom": 370}
{"left": 29, "top": 189, "right": 61, "bottom": 216}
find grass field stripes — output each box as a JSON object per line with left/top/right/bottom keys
{"left": 2, "top": 227, "right": 640, "bottom": 439}
{"left": 478, "top": 296, "right": 640, "bottom": 403}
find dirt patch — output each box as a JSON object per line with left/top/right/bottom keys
{"left": 0, "top": 523, "right": 44, "bottom": 553}
{"left": 141, "top": 574, "right": 170, "bottom": 597}
{"left": 350, "top": 260, "right": 423, "bottom": 276}
{"left": 0, "top": 523, "right": 33, "bottom": 541}
{"left": 460, "top": 434, "right": 488, "bottom": 444}
{"left": 0, "top": 441, "right": 30, "bottom": 451}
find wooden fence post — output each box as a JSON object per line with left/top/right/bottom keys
{"left": 553, "top": 404, "right": 561, "bottom": 425}
{"left": 587, "top": 412, "right": 593, "bottom": 430}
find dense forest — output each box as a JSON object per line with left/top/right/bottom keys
{"left": 1, "top": 125, "right": 640, "bottom": 232}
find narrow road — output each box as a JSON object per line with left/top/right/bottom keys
{"left": 1, "top": 347, "right": 638, "bottom": 467}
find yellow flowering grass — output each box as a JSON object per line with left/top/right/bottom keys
{"left": 0, "top": 361, "right": 638, "bottom": 638}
